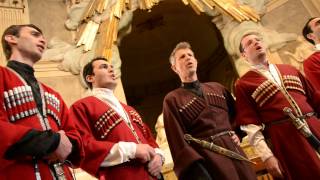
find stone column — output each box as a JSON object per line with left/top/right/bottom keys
{"left": 0, "top": 0, "right": 29, "bottom": 65}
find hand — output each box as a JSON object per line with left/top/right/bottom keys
{"left": 264, "top": 156, "right": 283, "bottom": 179}
{"left": 231, "top": 134, "right": 241, "bottom": 146}
{"left": 135, "top": 144, "right": 155, "bottom": 163}
{"left": 148, "top": 154, "right": 163, "bottom": 177}
{"left": 46, "top": 130, "right": 72, "bottom": 163}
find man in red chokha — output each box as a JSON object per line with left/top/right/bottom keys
{"left": 302, "top": 17, "right": 320, "bottom": 90}
{"left": 69, "top": 57, "right": 164, "bottom": 180}
{"left": 236, "top": 32, "right": 320, "bottom": 180}
{"left": 0, "top": 24, "right": 84, "bottom": 179}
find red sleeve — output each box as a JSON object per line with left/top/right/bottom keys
{"left": 234, "top": 80, "right": 262, "bottom": 126}
{"left": 69, "top": 102, "right": 115, "bottom": 177}
{"left": 0, "top": 117, "right": 33, "bottom": 168}
{"left": 0, "top": 72, "right": 33, "bottom": 169}
{"left": 162, "top": 94, "right": 203, "bottom": 177}
{"left": 298, "top": 71, "right": 320, "bottom": 114}
{"left": 304, "top": 53, "right": 320, "bottom": 91}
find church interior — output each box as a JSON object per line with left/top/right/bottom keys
{"left": 119, "top": 0, "right": 236, "bottom": 132}
{"left": 0, "top": 0, "right": 319, "bottom": 179}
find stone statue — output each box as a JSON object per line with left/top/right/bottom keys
{"left": 42, "top": 1, "right": 134, "bottom": 87}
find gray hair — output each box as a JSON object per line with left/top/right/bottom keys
{"left": 169, "top": 42, "right": 192, "bottom": 65}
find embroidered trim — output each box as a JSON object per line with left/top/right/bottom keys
{"left": 283, "top": 75, "right": 300, "bottom": 81}
{"left": 100, "top": 118, "right": 122, "bottom": 139}
{"left": 285, "top": 86, "right": 306, "bottom": 94}
{"left": 3, "top": 85, "right": 38, "bottom": 122}
{"left": 95, "top": 109, "right": 115, "bottom": 130}
{"left": 259, "top": 88, "right": 279, "bottom": 107}
{"left": 283, "top": 75, "right": 305, "bottom": 95}
{"left": 5, "top": 68, "right": 51, "bottom": 130}
{"left": 179, "top": 97, "right": 197, "bottom": 112}
{"left": 38, "top": 85, "right": 50, "bottom": 130}
{"left": 129, "top": 110, "right": 147, "bottom": 136}
{"left": 46, "top": 109, "right": 61, "bottom": 127}
{"left": 274, "top": 67, "right": 304, "bottom": 116}
{"left": 94, "top": 109, "right": 123, "bottom": 139}
{"left": 255, "top": 84, "right": 278, "bottom": 102}
{"left": 44, "top": 92, "right": 60, "bottom": 112}
{"left": 251, "top": 80, "right": 280, "bottom": 107}
{"left": 251, "top": 80, "right": 273, "bottom": 99}
{"left": 206, "top": 92, "right": 227, "bottom": 109}
{"left": 207, "top": 92, "right": 225, "bottom": 99}
{"left": 178, "top": 97, "right": 206, "bottom": 122}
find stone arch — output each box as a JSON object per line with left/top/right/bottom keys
{"left": 118, "top": 0, "right": 237, "bottom": 129}
{"left": 43, "top": 0, "right": 299, "bottom": 124}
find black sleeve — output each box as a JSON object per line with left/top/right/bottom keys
{"left": 224, "top": 90, "right": 246, "bottom": 139}
{"left": 65, "top": 137, "right": 80, "bottom": 164}
{"left": 179, "top": 161, "right": 213, "bottom": 180}
{"left": 4, "top": 129, "right": 60, "bottom": 159}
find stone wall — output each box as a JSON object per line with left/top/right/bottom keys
{"left": 262, "top": 0, "right": 310, "bottom": 35}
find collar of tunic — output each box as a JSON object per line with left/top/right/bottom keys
{"left": 251, "top": 63, "right": 281, "bottom": 86}
{"left": 181, "top": 80, "right": 203, "bottom": 97}
{"left": 7, "top": 60, "right": 43, "bottom": 115}
{"left": 90, "top": 88, "right": 130, "bottom": 123}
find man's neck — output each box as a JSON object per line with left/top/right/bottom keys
{"left": 9, "top": 55, "right": 35, "bottom": 67}
{"left": 92, "top": 87, "right": 113, "bottom": 91}
{"left": 9, "top": 50, "right": 40, "bottom": 67}
{"left": 181, "top": 74, "right": 198, "bottom": 83}
{"left": 313, "top": 37, "right": 320, "bottom": 46}
{"left": 250, "top": 57, "right": 269, "bottom": 69}
{"left": 315, "top": 44, "right": 320, "bottom": 51}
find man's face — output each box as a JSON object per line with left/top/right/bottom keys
{"left": 87, "top": 60, "right": 117, "bottom": 89}
{"left": 308, "top": 17, "right": 320, "bottom": 43}
{"left": 15, "top": 26, "right": 46, "bottom": 62}
{"left": 241, "top": 34, "right": 266, "bottom": 64}
{"left": 171, "top": 48, "right": 197, "bottom": 79}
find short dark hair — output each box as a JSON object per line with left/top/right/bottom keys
{"left": 302, "top": 17, "right": 317, "bottom": 45}
{"left": 1, "top": 24, "right": 43, "bottom": 60}
{"left": 239, "top": 32, "right": 261, "bottom": 53}
{"left": 82, "top": 57, "right": 108, "bottom": 89}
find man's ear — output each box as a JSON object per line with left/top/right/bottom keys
{"left": 171, "top": 64, "right": 178, "bottom": 74}
{"left": 86, "top": 74, "right": 94, "bottom": 83}
{"left": 307, "top": 33, "right": 315, "bottom": 42}
{"left": 241, "top": 51, "right": 247, "bottom": 59}
{"left": 4, "top": 35, "right": 18, "bottom": 45}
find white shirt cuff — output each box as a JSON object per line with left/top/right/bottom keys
{"left": 241, "top": 124, "right": 274, "bottom": 162}
{"left": 101, "top": 141, "right": 137, "bottom": 167}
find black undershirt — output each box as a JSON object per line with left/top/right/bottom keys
{"left": 7, "top": 60, "right": 43, "bottom": 115}
{"left": 181, "top": 80, "right": 204, "bottom": 98}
